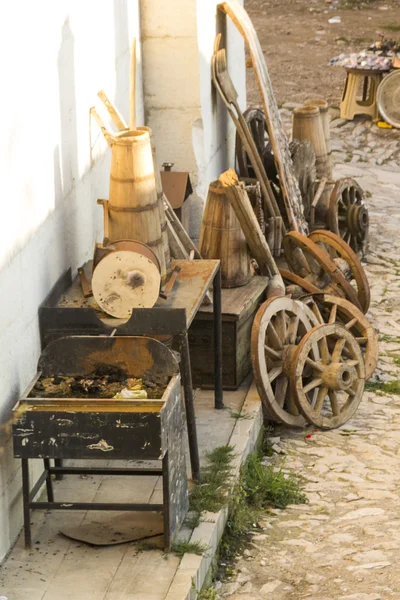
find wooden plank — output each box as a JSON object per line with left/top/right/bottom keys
{"left": 218, "top": 0, "right": 308, "bottom": 235}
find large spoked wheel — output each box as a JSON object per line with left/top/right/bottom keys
{"left": 291, "top": 323, "right": 365, "bottom": 430}
{"left": 299, "top": 294, "right": 378, "bottom": 380}
{"left": 327, "top": 178, "right": 369, "bottom": 256}
{"left": 308, "top": 229, "right": 370, "bottom": 313}
{"left": 251, "top": 296, "right": 319, "bottom": 427}
{"left": 283, "top": 231, "right": 362, "bottom": 311}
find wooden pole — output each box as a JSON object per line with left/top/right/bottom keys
{"left": 130, "top": 38, "right": 137, "bottom": 130}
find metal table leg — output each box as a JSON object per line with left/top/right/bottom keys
{"left": 43, "top": 458, "right": 54, "bottom": 502}
{"left": 180, "top": 333, "right": 201, "bottom": 481}
{"left": 21, "top": 458, "right": 32, "bottom": 547}
{"left": 213, "top": 267, "right": 224, "bottom": 409}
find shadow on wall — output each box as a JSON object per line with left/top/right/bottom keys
{"left": 113, "top": 0, "right": 130, "bottom": 121}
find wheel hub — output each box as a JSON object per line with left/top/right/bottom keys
{"left": 282, "top": 345, "right": 297, "bottom": 377}
{"left": 321, "top": 362, "right": 357, "bottom": 391}
{"left": 347, "top": 203, "right": 369, "bottom": 236}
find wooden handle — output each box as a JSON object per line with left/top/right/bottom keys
{"left": 130, "top": 38, "right": 137, "bottom": 129}
{"left": 78, "top": 267, "right": 93, "bottom": 298}
{"left": 97, "top": 90, "right": 127, "bottom": 130}
{"left": 97, "top": 199, "right": 110, "bottom": 244}
{"left": 90, "top": 107, "right": 114, "bottom": 146}
{"left": 159, "top": 265, "right": 181, "bottom": 299}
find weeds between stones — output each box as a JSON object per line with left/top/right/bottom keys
{"left": 171, "top": 540, "right": 209, "bottom": 558}
{"left": 365, "top": 380, "right": 400, "bottom": 395}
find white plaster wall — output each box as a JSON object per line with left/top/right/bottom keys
{"left": 141, "top": 0, "right": 246, "bottom": 243}
{"left": 0, "top": 0, "right": 144, "bottom": 562}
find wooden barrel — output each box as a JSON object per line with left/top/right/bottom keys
{"left": 199, "top": 180, "right": 251, "bottom": 288}
{"left": 304, "top": 98, "right": 332, "bottom": 178}
{"left": 292, "top": 106, "right": 329, "bottom": 179}
{"left": 137, "top": 126, "right": 171, "bottom": 282}
{"left": 107, "top": 128, "right": 166, "bottom": 279}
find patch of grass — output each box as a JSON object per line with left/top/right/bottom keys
{"left": 191, "top": 580, "right": 219, "bottom": 600}
{"left": 220, "top": 452, "right": 307, "bottom": 561}
{"left": 365, "top": 379, "right": 400, "bottom": 395}
{"left": 189, "top": 445, "right": 235, "bottom": 515}
{"left": 171, "top": 540, "right": 209, "bottom": 558}
{"left": 378, "top": 334, "right": 400, "bottom": 344}
{"left": 243, "top": 454, "right": 307, "bottom": 510}
{"left": 184, "top": 512, "right": 201, "bottom": 530}
{"left": 229, "top": 409, "right": 253, "bottom": 421}
{"left": 380, "top": 23, "right": 400, "bottom": 31}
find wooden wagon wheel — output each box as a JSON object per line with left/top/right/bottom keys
{"left": 327, "top": 178, "right": 369, "bottom": 256}
{"left": 283, "top": 231, "right": 362, "bottom": 311}
{"left": 251, "top": 296, "right": 319, "bottom": 427}
{"left": 291, "top": 323, "right": 365, "bottom": 430}
{"left": 301, "top": 294, "right": 377, "bottom": 380}
{"left": 308, "top": 229, "right": 370, "bottom": 313}
{"left": 236, "top": 107, "right": 269, "bottom": 178}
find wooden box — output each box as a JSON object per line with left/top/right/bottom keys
{"left": 188, "top": 276, "right": 268, "bottom": 390}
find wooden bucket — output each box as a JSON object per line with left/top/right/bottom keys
{"left": 304, "top": 98, "right": 332, "bottom": 178}
{"left": 292, "top": 106, "right": 329, "bottom": 179}
{"left": 107, "top": 128, "right": 166, "bottom": 280}
{"left": 199, "top": 180, "right": 251, "bottom": 288}
{"left": 137, "top": 126, "right": 171, "bottom": 281}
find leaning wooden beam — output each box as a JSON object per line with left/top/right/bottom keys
{"left": 212, "top": 40, "right": 283, "bottom": 234}
{"left": 97, "top": 90, "right": 127, "bottom": 130}
{"left": 219, "top": 169, "right": 284, "bottom": 297}
{"left": 218, "top": 0, "right": 308, "bottom": 235}
{"left": 164, "top": 195, "right": 201, "bottom": 259}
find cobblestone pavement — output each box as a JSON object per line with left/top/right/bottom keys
{"left": 216, "top": 114, "right": 400, "bottom": 600}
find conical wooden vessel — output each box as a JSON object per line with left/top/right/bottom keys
{"left": 199, "top": 180, "right": 251, "bottom": 288}
{"left": 304, "top": 98, "right": 332, "bottom": 178}
{"left": 138, "top": 126, "right": 172, "bottom": 281}
{"left": 107, "top": 128, "right": 166, "bottom": 279}
{"left": 292, "top": 106, "right": 329, "bottom": 179}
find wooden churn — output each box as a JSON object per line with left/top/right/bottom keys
{"left": 199, "top": 179, "right": 251, "bottom": 288}
{"left": 105, "top": 128, "right": 167, "bottom": 281}
{"left": 137, "top": 126, "right": 172, "bottom": 278}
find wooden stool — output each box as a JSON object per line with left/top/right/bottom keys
{"left": 340, "top": 68, "right": 386, "bottom": 121}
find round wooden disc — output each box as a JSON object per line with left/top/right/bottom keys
{"left": 92, "top": 250, "right": 161, "bottom": 318}
{"left": 377, "top": 70, "right": 400, "bottom": 129}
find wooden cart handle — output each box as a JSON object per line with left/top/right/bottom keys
{"left": 90, "top": 108, "right": 114, "bottom": 146}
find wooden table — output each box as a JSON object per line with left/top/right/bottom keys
{"left": 39, "top": 259, "right": 223, "bottom": 481}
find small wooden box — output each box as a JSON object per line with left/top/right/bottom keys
{"left": 188, "top": 276, "right": 268, "bottom": 390}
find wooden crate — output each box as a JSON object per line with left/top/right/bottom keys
{"left": 189, "top": 276, "right": 268, "bottom": 390}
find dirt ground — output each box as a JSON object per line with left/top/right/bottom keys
{"left": 246, "top": 0, "right": 400, "bottom": 106}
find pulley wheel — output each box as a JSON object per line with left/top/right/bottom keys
{"left": 92, "top": 241, "right": 161, "bottom": 318}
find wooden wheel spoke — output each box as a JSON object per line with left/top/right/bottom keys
{"left": 345, "top": 317, "right": 358, "bottom": 330}
{"left": 303, "top": 377, "right": 323, "bottom": 394}
{"left": 319, "top": 335, "right": 330, "bottom": 363}
{"left": 346, "top": 359, "right": 359, "bottom": 367}
{"left": 275, "top": 311, "right": 287, "bottom": 342}
{"left": 347, "top": 387, "right": 356, "bottom": 397}
{"left": 314, "top": 385, "right": 328, "bottom": 413}
{"left": 305, "top": 357, "right": 324, "bottom": 373}
{"left": 328, "top": 303, "right": 337, "bottom": 324}
{"left": 329, "top": 390, "right": 340, "bottom": 416}
{"left": 264, "top": 344, "right": 282, "bottom": 361}
{"left": 355, "top": 336, "right": 368, "bottom": 345}
{"left": 267, "top": 321, "right": 284, "bottom": 350}
{"left": 332, "top": 338, "right": 346, "bottom": 362}
{"left": 288, "top": 314, "right": 300, "bottom": 344}
{"left": 275, "top": 375, "right": 289, "bottom": 408}
{"left": 269, "top": 366, "right": 283, "bottom": 382}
